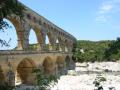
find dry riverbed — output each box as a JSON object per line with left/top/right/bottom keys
{"left": 51, "top": 62, "right": 120, "bottom": 90}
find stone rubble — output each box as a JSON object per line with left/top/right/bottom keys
{"left": 51, "top": 62, "right": 120, "bottom": 90}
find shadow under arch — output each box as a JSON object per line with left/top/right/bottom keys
{"left": 16, "top": 58, "right": 36, "bottom": 85}
{"left": 56, "top": 56, "right": 65, "bottom": 75}
{"left": 65, "top": 55, "right": 71, "bottom": 70}
{"left": 43, "top": 57, "right": 55, "bottom": 75}
{"left": 0, "top": 65, "right": 5, "bottom": 86}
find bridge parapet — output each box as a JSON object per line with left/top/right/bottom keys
{"left": 0, "top": 50, "right": 72, "bottom": 56}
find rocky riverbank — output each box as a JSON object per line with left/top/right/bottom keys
{"left": 51, "top": 62, "right": 120, "bottom": 90}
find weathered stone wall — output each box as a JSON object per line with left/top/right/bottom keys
{"left": 0, "top": 51, "right": 74, "bottom": 85}
{"left": 0, "top": 1, "right": 76, "bottom": 86}
{"left": 6, "top": 4, "right": 77, "bottom": 51}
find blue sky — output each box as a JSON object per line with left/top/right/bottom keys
{"left": 19, "top": 0, "right": 120, "bottom": 40}
{"left": 0, "top": 0, "right": 120, "bottom": 49}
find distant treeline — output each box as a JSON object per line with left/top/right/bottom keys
{"left": 73, "top": 37, "right": 120, "bottom": 62}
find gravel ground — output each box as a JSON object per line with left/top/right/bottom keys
{"left": 51, "top": 62, "right": 120, "bottom": 90}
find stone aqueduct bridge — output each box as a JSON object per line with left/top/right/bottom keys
{"left": 0, "top": 3, "right": 76, "bottom": 86}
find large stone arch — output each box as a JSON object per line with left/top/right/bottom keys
{"left": 54, "top": 38, "right": 59, "bottom": 51}
{"left": 55, "top": 37, "right": 63, "bottom": 51}
{"left": 64, "top": 39, "right": 69, "bottom": 52}
{"left": 46, "top": 31, "right": 54, "bottom": 51}
{"left": 34, "top": 26, "right": 45, "bottom": 45}
{"left": 28, "top": 29, "right": 38, "bottom": 47}
{"left": 43, "top": 57, "right": 56, "bottom": 75}
{"left": 56, "top": 56, "right": 65, "bottom": 75}
{"left": 6, "top": 16, "right": 24, "bottom": 50}
{"left": 27, "top": 25, "right": 45, "bottom": 50}
{"left": 28, "top": 28, "right": 40, "bottom": 50}
{"left": 16, "top": 58, "right": 36, "bottom": 85}
{"left": 33, "top": 26, "right": 46, "bottom": 50}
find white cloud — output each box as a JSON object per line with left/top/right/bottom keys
{"left": 96, "top": 0, "right": 120, "bottom": 22}
{"left": 99, "top": 4, "right": 113, "bottom": 14}
{"left": 95, "top": 15, "right": 107, "bottom": 22}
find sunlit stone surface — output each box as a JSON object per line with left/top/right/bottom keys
{"left": 51, "top": 62, "right": 120, "bottom": 90}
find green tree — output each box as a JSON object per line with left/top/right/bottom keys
{"left": 0, "top": 0, "right": 25, "bottom": 46}
{"left": 33, "top": 69, "right": 58, "bottom": 90}
{"left": 0, "top": 83, "right": 14, "bottom": 90}
{"left": 73, "top": 40, "right": 113, "bottom": 62}
{"left": 0, "top": 0, "right": 25, "bottom": 30}
{"left": 104, "top": 37, "right": 120, "bottom": 61}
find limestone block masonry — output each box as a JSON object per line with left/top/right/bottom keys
{"left": 0, "top": 2, "right": 77, "bottom": 86}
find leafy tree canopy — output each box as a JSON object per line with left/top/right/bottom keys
{"left": 33, "top": 69, "right": 58, "bottom": 90}
{"left": 73, "top": 38, "right": 120, "bottom": 62}
{"left": 73, "top": 40, "right": 114, "bottom": 62}
{"left": 104, "top": 37, "right": 120, "bottom": 61}
{"left": 0, "top": 0, "right": 25, "bottom": 30}
{"left": 0, "top": 0, "right": 25, "bottom": 46}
